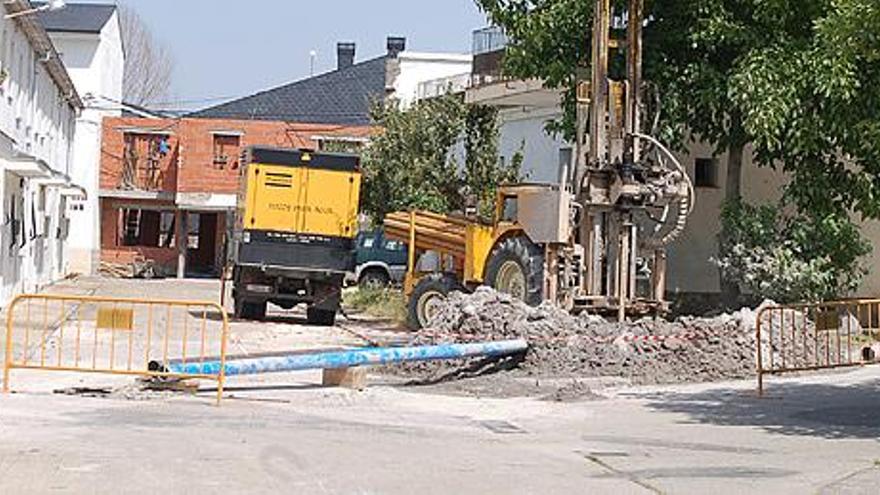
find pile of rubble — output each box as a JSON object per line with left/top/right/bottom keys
{"left": 408, "top": 287, "right": 777, "bottom": 386}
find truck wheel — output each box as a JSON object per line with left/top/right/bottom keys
{"left": 234, "top": 297, "right": 267, "bottom": 321}
{"left": 307, "top": 307, "right": 337, "bottom": 326}
{"left": 359, "top": 269, "right": 390, "bottom": 290}
{"left": 406, "top": 274, "right": 462, "bottom": 330}
{"left": 484, "top": 236, "right": 545, "bottom": 307}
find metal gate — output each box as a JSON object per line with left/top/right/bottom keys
{"left": 756, "top": 299, "right": 880, "bottom": 394}
{"left": 3, "top": 294, "right": 229, "bottom": 404}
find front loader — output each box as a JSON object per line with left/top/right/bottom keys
{"left": 385, "top": 0, "right": 694, "bottom": 329}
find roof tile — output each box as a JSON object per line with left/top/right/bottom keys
{"left": 189, "top": 56, "right": 388, "bottom": 125}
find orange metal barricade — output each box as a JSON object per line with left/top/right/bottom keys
{"left": 2, "top": 294, "right": 229, "bottom": 404}
{"left": 756, "top": 299, "right": 880, "bottom": 395}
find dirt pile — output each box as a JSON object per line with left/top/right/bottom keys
{"left": 410, "top": 287, "right": 774, "bottom": 385}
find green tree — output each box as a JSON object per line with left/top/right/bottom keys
{"left": 476, "top": 0, "right": 880, "bottom": 302}
{"left": 361, "top": 93, "right": 522, "bottom": 223}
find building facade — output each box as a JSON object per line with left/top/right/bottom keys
{"left": 0, "top": 0, "right": 84, "bottom": 307}
{"left": 99, "top": 116, "right": 372, "bottom": 278}
{"left": 38, "top": 3, "right": 124, "bottom": 275}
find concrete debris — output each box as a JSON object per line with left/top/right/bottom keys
{"left": 401, "top": 287, "right": 845, "bottom": 387}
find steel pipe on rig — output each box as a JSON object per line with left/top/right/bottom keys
{"left": 161, "top": 339, "right": 529, "bottom": 377}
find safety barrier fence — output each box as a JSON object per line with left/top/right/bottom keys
{"left": 756, "top": 299, "right": 880, "bottom": 395}
{"left": 3, "top": 294, "right": 229, "bottom": 404}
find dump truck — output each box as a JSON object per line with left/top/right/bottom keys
{"left": 232, "top": 146, "right": 361, "bottom": 325}
{"left": 385, "top": 0, "right": 695, "bottom": 329}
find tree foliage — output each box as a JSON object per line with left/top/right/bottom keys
{"left": 478, "top": 0, "right": 880, "bottom": 215}
{"left": 361, "top": 93, "right": 522, "bottom": 223}
{"left": 476, "top": 0, "right": 880, "bottom": 300}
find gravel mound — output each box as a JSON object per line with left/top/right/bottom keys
{"left": 409, "top": 287, "right": 775, "bottom": 385}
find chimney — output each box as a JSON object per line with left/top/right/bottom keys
{"left": 386, "top": 36, "right": 406, "bottom": 58}
{"left": 337, "top": 42, "right": 356, "bottom": 70}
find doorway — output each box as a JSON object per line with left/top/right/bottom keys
{"left": 186, "top": 212, "right": 219, "bottom": 276}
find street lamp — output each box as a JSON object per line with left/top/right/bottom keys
{"left": 4, "top": 0, "right": 66, "bottom": 20}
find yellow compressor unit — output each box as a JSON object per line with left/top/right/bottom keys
{"left": 232, "top": 146, "right": 361, "bottom": 325}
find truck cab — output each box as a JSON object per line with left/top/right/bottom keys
{"left": 353, "top": 229, "right": 408, "bottom": 288}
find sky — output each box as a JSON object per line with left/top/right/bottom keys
{"left": 91, "top": 0, "right": 488, "bottom": 112}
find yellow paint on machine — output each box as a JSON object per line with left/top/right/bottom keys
{"left": 242, "top": 161, "right": 361, "bottom": 239}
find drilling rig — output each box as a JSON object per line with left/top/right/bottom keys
{"left": 384, "top": 0, "right": 694, "bottom": 328}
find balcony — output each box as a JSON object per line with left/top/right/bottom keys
{"left": 472, "top": 26, "right": 508, "bottom": 87}
{"left": 465, "top": 78, "right": 563, "bottom": 110}
{"left": 472, "top": 26, "right": 508, "bottom": 55}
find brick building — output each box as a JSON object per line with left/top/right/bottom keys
{"left": 99, "top": 116, "right": 372, "bottom": 277}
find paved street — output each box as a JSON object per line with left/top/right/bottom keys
{"left": 0, "top": 277, "right": 878, "bottom": 494}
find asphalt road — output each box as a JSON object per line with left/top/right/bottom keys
{"left": 0, "top": 277, "right": 878, "bottom": 494}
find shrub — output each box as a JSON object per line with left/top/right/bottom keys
{"left": 715, "top": 200, "right": 870, "bottom": 303}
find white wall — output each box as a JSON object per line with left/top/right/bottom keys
{"left": 48, "top": 10, "right": 124, "bottom": 274}
{"left": 393, "top": 52, "right": 472, "bottom": 107}
{"left": 664, "top": 142, "right": 787, "bottom": 295}
{"left": 665, "top": 144, "right": 880, "bottom": 298}
{"left": 497, "top": 107, "right": 570, "bottom": 184}
{"left": 0, "top": 12, "right": 80, "bottom": 307}
{"left": 0, "top": 16, "right": 77, "bottom": 172}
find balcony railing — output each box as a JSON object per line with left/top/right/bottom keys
{"left": 416, "top": 73, "right": 473, "bottom": 100}
{"left": 472, "top": 26, "right": 508, "bottom": 56}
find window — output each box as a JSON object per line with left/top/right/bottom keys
{"left": 118, "top": 209, "right": 176, "bottom": 247}
{"left": 212, "top": 134, "right": 241, "bottom": 169}
{"left": 694, "top": 158, "right": 719, "bottom": 188}
{"left": 559, "top": 147, "right": 573, "bottom": 183}
{"left": 500, "top": 195, "right": 518, "bottom": 222}
{"left": 122, "top": 133, "right": 170, "bottom": 190}
{"left": 187, "top": 214, "right": 200, "bottom": 250}
{"left": 385, "top": 240, "right": 404, "bottom": 251}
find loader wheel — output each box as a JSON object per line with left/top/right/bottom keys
{"left": 407, "top": 274, "right": 462, "bottom": 330}
{"left": 484, "top": 236, "right": 545, "bottom": 307}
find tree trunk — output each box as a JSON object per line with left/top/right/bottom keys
{"left": 720, "top": 139, "right": 745, "bottom": 308}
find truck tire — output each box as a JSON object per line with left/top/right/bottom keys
{"left": 359, "top": 268, "right": 390, "bottom": 290}
{"left": 484, "top": 236, "right": 545, "bottom": 307}
{"left": 307, "top": 307, "right": 337, "bottom": 326}
{"left": 234, "top": 297, "right": 267, "bottom": 321}
{"left": 406, "top": 273, "right": 462, "bottom": 330}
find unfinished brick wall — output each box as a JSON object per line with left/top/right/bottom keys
{"left": 101, "top": 117, "right": 374, "bottom": 196}
{"left": 100, "top": 117, "right": 181, "bottom": 193}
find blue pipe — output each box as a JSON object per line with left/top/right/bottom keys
{"left": 168, "top": 339, "right": 529, "bottom": 377}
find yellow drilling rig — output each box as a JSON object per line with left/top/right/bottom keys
{"left": 385, "top": 0, "right": 694, "bottom": 328}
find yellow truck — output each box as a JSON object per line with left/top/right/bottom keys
{"left": 232, "top": 146, "right": 361, "bottom": 325}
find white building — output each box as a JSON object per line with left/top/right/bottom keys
{"left": 0, "top": 0, "right": 85, "bottom": 306}
{"left": 38, "top": 2, "right": 124, "bottom": 275}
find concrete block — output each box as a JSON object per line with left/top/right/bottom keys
{"left": 322, "top": 367, "right": 368, "bottom": 390}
